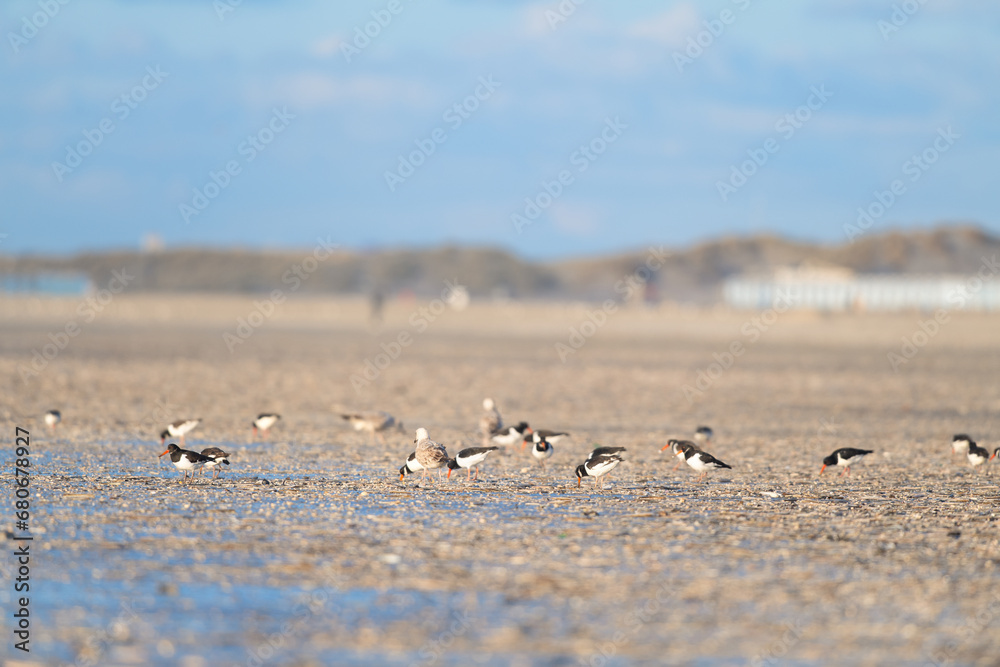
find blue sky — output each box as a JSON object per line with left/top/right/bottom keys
{"left": 2, "top": 0, "right": 998, "bottom": 258}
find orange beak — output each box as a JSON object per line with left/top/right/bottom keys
{"left": 447, "top": 468, "right": 453, "bottom": 479}
{"left": 819, "top": 464, "right": 827, "bottom": 475}
{"left": 159, "top": 449, "right": 169, "bottom": 457}
{"left": 399, "top": 472, "right": 405, "bottom": 482}
{"left": 576, "top": 477, "right": 581, "bottom": 487}
{"left": 660, "top": 443, "right": 671, "bottom": 451}
{"left": 991, "top": 452, "right": 997, "bottom": 461}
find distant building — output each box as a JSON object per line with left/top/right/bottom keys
{"left": 0, "top": 272, "right": 92, "bottom": 295}
{"left": 724, "top": 265, "right": 1000, "bottom": 312}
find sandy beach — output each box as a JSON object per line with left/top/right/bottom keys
{"left": 2, "top": 294, "right": 999, "bottom": 666}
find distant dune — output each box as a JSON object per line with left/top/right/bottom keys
{"left": 2, "top": 224, "right": 996, "bottom": 303}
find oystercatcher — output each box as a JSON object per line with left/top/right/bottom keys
{"left": 44, "top": 409, "right": 61, "bottom": 430}
{"left": 820, "top": 448, "right": 872, "bottom": 477}
{"left": 673, "top": 441, "right": 732, "bottom": 482}
{"left": 160, "top": 419, "right": 201, "bottom": 446}
{"left": 694, "top": 426, "right": 714, "bottom": 446}
{"left": 588, "top": 445, "right": 627, "bottom": 460}
{"left": 159, "top": 443, "right": 210, "bottom": 482}
{"left": 479, "top": 398, "right": 502, "bottom": 446}
{"left": 967, "top": 442, "right": 990, "bottom": 472}
{"left": 491, "top": 422, "right": 532, "bottom": 446}
{"left": 399, "top": 452, "right": 424, "bottom": 481}
{"left": 531, "top": 436, "right": 554, "bottom": 470}
{"left": 447, "top": 446, "right": 499, "bottom": 480}
{"left": 340, "top": 411, "right": 403, "bottom": 445}
{"left": 252, "top": 414, "right": 281, "bottom": 439}
{"left": 521, "top": 428, "right": 570, "bottom": 450}
{"left": 661, "top": 439, "right": 696, "bottom": 471}
{"left": 200, "top": 447, "right": 231, "bottom": 479}
{"left": 952, "top": 434, "right": 973, "bottom": 457}
{"left": 414, "top": 428, "right": 449, "bottom": 480}
{"left": 575, "top": 452, "right": 624, "bottom": 489}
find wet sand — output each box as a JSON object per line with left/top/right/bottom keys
{"left": 1, "top": 294, "right": 999, "bottom": 666}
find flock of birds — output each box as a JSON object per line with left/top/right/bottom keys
{"left": 38, "top": 404, "right": 999, "bottom": 487}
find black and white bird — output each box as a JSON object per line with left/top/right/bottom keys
{"left": 447, "top": 446, "right": 499, "bottom": 480}
{"left": 575, "top": 452, "right": 624, "bottom": 489}
{"left": 160, "top": 418, "right": 201, "bottom": 446}
{"left": 673, "top": 441, "right": 732, "bottom": 481}
{"left": 951, "top": 434, "right": 973, "bottom": 457}
{"left": 341, "top": 411, "right": 403, "bottom": 445}
{"left": 479, "top": 398, "right": 502, "bottom": 446}
{"left": 522, "top": 428, "right": 569, "bottom": 450}
{"left": 694, "top": 426, "right": 714, "bottom": 446}
{"left": 533, "top": 429, "right": 569, "bottom": 444}
{"left": 820, "top": 448, "right": 873, "bottom": 477}
{"left": 44, "top": 410, "right": 61, "bottom": 430}
{"left": 967, "top": 441, "right": 990, "bottom": 471}
{"left": 200, "top": 447, "right": 231, "bottom": 479}
{"left": 661, "top": 439, "right": 696, "bottom": 471}
{"left": 588, "top": 445, "right": 627, "bottom": 461}
{"left": 490, "top": 422, "right": 532, "bottom": 446}
{"left": 398, "top": 452, "right": 424, "bottom": 481}
{"left": 252, "top": 413, "right": 281, "bottom": 439}
{"left": 414, "top": 428, "right": 449, "bottom": 480}
{"left": 531, "top": 436, "right": 554, "bottom": 469}
{"left": 158, "top": 443, "right": 210, "bottom": 482}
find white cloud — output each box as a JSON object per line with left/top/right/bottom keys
{"left": 245, "top": 72, "right": 436, "bottom": 111}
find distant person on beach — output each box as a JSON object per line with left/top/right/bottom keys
{"left": 370, "top": 290, "right": 384, "bottom": 326}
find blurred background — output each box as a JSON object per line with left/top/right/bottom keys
{"left": 2, "top": 0, "right": 999, "bottom": 302}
